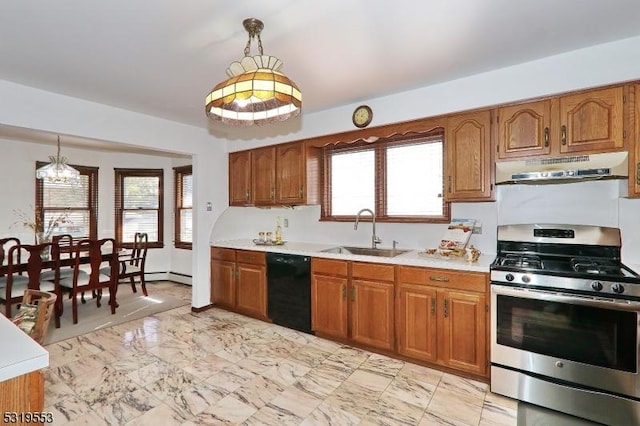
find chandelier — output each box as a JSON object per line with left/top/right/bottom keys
{"left": 35, "top": 136, "right": 80, "bottom": 184}
{"left": 205, "top": 18, "right": 302, "bottom": 126}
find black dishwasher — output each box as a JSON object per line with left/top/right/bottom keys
{"left": 266, "top": 252, "right": 313, "bottom": 334}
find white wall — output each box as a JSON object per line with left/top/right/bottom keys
{"left": 211, "top": 35, "right": 640, "bottom": 267}
{"left": 211, "top": 203, "right": 497, "bottom": 254}
{"left": 0, "top": 81, "right": 227, "bottom": 308}
{"left": 2, "top": 34, "right": 640, "bottom": 308}
{"left": 0, "top": 138, "right": 191, "bottom": 278}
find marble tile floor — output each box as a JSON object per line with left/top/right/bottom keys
{"left": 42, "top": 282, "right": 517, "bottom": 426}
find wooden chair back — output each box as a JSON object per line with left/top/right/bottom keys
{"left": 130, "top": 232, "right": 148, "bottom": 269}
{"left": 52, "top": 234, "right": 74, "bottom": 260}
{"left": 72, "top": 238, "right": 117, "bottom": 291}
{"left": 0, "top": 237, "right": 21, "bottom": 270}
{"left": 3, "top": 242, "right": 59, "bottom": 318}
{"left": 60, "top": 238, "right": 118, "bottom": 324}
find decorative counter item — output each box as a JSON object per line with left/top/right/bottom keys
{"left": 439, "top": 218, "right": 476, "bottom": 251}
{"left": 252, "top": 239, "right": 286, "bottom": 246}
{"left": 465, "top": 245, "right": 481, "bottom": 263}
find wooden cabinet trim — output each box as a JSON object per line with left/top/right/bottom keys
{"left": 236, "top": 249, "right": 266, "bottom": 266}
{"left": 398, "top": 266, "right": 487, "bottom": 292}
{"left": 312, "top": 258, "right": 349, "bottom": 276}
{"left": 211, "top": 247, "right": 236, "bottom": 262}
{"left": 351, "top": 262, "right": 395, "bottom": 282}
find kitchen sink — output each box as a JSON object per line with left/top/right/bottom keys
{"left": 321, "top": 245, "right": 410, "bottom": 257}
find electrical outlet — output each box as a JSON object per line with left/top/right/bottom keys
{"left": 283, "top": 218, "right": 289, "bottom": 228}
{"left": 472, "top": 223, "right": 482, "bottom": 234}
{"left": 206, "top": 202, "right": 212, "bottom": 212}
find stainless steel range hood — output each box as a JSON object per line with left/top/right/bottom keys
{"left": 495, "top": 151, "right": 629, "bottom": 184}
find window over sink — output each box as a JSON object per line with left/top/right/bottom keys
{"left": 322, "top": 129, "right": 449, "bottom": 222}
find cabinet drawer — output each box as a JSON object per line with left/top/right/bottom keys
{"left": 312, "top": 258, "right": 348, "bottom": 276}
{"left": 236, "top": 250, "right": 266, "bottom": 265}
{"left": 211, "top": 247, "right": 236, "bottom": 262}
{"left": 398, "top": 266, "right": 486, "bottom": 292}
{"left": 352, "top": 262, "right": 395, "bottom": 282}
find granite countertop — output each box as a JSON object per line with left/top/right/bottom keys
{"left": 0, "top": 314, "right": 49, "bottom": 382}
{"left": 212, "top": 239, "right": 494, "bottom": 273}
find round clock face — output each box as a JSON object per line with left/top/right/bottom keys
{"left": 352, "top": 105, "right": 373, "bottom": 128}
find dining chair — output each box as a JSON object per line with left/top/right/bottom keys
{"left": 116, "top": 232, "right": 149, "bottom": 296}
{"left": 41, "top": 234, "right": 76, "bottom": 281}
{"left": 0, "top": 237, "right": 21, "bottom": 266}
{"left": 11, "top": 289, "right": 57, "bottom": 345}
{"left": 0, "top": 242, "right": 58, "bottom": 318}
{"left": 0, "top": 237, "right": 22, "bottom": 290}
{"left": 57, "top": 238, "right": 118, "bottom": 325}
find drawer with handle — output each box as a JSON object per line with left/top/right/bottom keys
{"left": 398, "top": 265, "right": 486, "bottom": 292}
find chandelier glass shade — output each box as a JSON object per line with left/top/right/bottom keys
{"left": 35, "top": 136, "right": 81, "bottom": 184}
{"left": 205, "top": 18, "right": 302, "bottom": 126}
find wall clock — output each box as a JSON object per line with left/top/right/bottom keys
{"left": 352, "top": 105, "right": 373, "bottom": 128}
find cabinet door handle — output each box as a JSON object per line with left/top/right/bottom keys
{"left": 270, "top": 188, "right": 275, "bottom": 199}
{"left": 447, "top": 175, "right": 452, "bottom": 193}
{"left": 429, "top": 275, "right": 450, "bottom": 282}
{"left": 561, "top": 125, "right": 567, "bottom": 145}
{"left": 342, "top": 284, "right": 346, "bottom": 300}
{"left": 351, "top": 286, "right": 355, "bottom": 302}
{"left": 637, "top": 163, "right": 640, "bottom": 186}
{"left": 444, "top": 298, "right": 449, "bottom": 318}
{"left": 299, "top": 187, "right": 304, "bottom": 198}
{"left": 543, "top": 127, "right": 549, "bottom": 147}
{"left": 430, "top": 298, "right": 436, "bottom": 316}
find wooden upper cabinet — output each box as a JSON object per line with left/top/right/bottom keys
{"left": 252, "top": 146, "right": 277, "bottom": 205}
{"left": 497, "top": 100, "right": 552, "bottom": 159}
{"left": 445, "top": 110, "right": 493, "bottom": 201}
{"left": 276, "top": 142, "right": 306, "bottom": 204}
{"left": 559, "top": 87, "right": 624, "bottom": 154}
{"left": 497, "top": 86, "right": 626, "bottom": 160}
{"left": 229, "top": 151, "right": 252, "bottom": 206}
{"left": 229, "top": 141, "right": 320, "bottom": 207}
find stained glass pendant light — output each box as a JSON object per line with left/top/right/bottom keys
{"left": 35, "top": 136, "right": 80, "bottom": 184}
{"left": 205, "top": 18, "right": 302, "bottom": 126}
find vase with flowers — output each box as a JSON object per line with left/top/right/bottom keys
{"left": 13, "top": 207, "right": 71, "bottom": 260}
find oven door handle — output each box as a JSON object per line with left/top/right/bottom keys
{"left": 491, "top": 284, "right": 640, "bottom": 311}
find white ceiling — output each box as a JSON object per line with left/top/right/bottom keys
{"left": 1, "top": 0, "right": 640, "bottom": 134}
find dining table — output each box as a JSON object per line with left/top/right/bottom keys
{"left": 0, "top": 244, "right": 120, "bottom": 327}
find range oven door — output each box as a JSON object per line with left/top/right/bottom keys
{"left": 491, "top": 284, "right": 640, "bottom": 398}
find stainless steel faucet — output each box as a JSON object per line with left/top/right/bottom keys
{"left": 354, "top": 208, "right": 381, "bottom": 249}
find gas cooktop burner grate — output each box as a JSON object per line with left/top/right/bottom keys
{"left": 570, "top": 258, "right": 622, "bottom": 275}
{"left": 500, "top": 254, "right": 542, "bottom": 270}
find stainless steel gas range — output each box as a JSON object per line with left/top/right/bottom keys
{"left": 490, "top": 224, "right": 640, "bottom": 426}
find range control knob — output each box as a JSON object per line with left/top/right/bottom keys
{"left": 505, "top": 273, "right": 515, "bottom": 282}
{"left": 521, "top": 275, "right": 531, "bottom": 284}
{"left": 612, "top": 283, "right": 625, "bottom": 294}
{"left": 591, "top": 281, "right": 603, "bottom": 291}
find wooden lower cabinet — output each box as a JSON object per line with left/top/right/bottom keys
{"left": 0, "top": 371, "right": 44, "bottom": 418}
{"left": 311, "top": 273, "right": 348, "bottom": 339}
{"left": 211, "top": 248, "right": 236, "bottom": 308}
{"left": 397, "top": 266, "right": 488, "bottom": 377}
{"left": 350, "top": 262, "right": 395, "bottom": 351}
{"left": 396, "top": 283, "right": 438, "bottom": 362}
{"left": 211, "top": 247, "right": 267, "bottom": 320}
{"left": 439, "top": 289, "right": 486, "bottom": 375}
{"left": 311, "top": 258, "right": 395, "bottom": 352}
